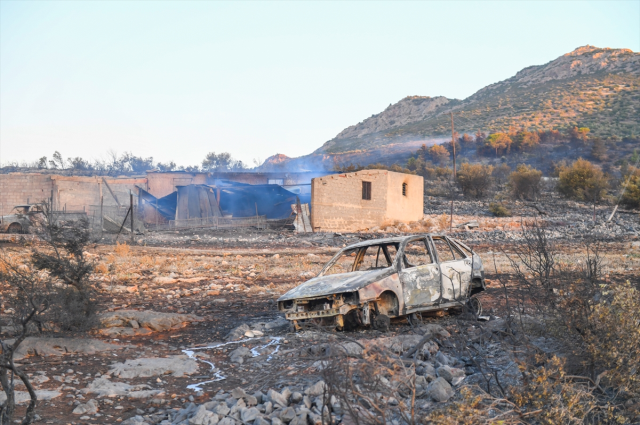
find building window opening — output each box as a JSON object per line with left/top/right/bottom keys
{"left": 362, "top": 181, "right": 372, "bottom": 200}
{"left": 402, "top": 183, "right": 407, "bottom": 196}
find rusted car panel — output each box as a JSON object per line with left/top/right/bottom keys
{"left": 278, "top": 234, "right": 485, "bottom": 330}
{"left": 278, "top": 268, "right": 394, "bottom": 301}
{"left": 0, "top": 205, "right": 43, "bottom": 233}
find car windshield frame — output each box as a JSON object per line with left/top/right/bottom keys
{"left": 319, "top": 242, "right": 401, "bottom": 276}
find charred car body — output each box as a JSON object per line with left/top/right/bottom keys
{"left": 278, "top": 235, "right": 485, "bottom": 330}
{"left": 0, "top": 205, "right": 44, "bottom": 234}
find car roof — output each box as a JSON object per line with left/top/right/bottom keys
{"left": 343, "top": 234, "right": 447, "bottom": 249}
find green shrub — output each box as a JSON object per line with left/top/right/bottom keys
{"left": 456, "top": 163, "right": 494, "bottom": 199}
{"left": 620, "top": 167, "right": 640, "bottom": 209}
{"left": 557, "top": 158, "right": 609, "bottom": 202}
{"left": 509, "top": 164, "right": 543, "bottom": 200}
{"left": 489, "top": 202, "right": 511, "bottom": 217}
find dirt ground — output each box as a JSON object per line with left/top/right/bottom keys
{"left": 1, "top": 207, "right": 639, "bottom": 424}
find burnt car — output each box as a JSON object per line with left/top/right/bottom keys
{"left": 0, "top": 204, "right": 44, "bottom": 233}
{"left": 278, "top": 235, "right": 485, "bottom": 330}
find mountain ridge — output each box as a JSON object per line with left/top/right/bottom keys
{"left": 313, "top": 45, "right": 640, "bottom": 155}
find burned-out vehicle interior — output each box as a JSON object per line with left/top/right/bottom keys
{"left": 278, "top": 235, "right": 485, "bottom": 330}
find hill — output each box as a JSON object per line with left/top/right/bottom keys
{"left": 315, "top": 46, "right": 640, "bottom": 156}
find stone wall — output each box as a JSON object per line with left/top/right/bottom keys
{"left": 0, "top": 174, "right": 54, "bottom": 215}
{"left": 311, "top": 170, "right": 424, "bottom": 232}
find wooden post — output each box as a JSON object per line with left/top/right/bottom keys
{"left": 130, "top": 191, "right": 134, "bottom": 244}
{"left": 100, "top": 196, "right": 104, "bottom": 238}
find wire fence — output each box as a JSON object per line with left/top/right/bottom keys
{"left": 147, "top": 215, "right": 268, "bottom": 232}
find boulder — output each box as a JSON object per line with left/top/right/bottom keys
{"left": 110, "top": 356, "right": 198, "bottom": 378}
{"left": 425, "top": 377, "right": 454, "bottom": 402}
{"left": 0, "top": 390, "right": 60, "bottom": 404}
{"left": 304, "top": 381, "right": 326, "bottom": 397}
{"left": 99, "top": 310, "right": 203, "bottom": 332}
{"left": 229, "top": 347, "right": 251, "bottom": 364}
{"left": 226, "top": 324, "right": 251, "bottom": 341}
{"left": 437, "top": 365, "right": 466, "bottom": 386}
{"left": 11, "top": 337, "right": 127, "bottom": 361}
{"left": 72, "top": 399, "right": 99, "bottom": 415}
{"left": 82, "top": 377, "right": 164, "bottom": 399}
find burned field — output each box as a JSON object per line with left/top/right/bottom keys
{"left": 1, "top": 211, "right": 640, "bottom": 425}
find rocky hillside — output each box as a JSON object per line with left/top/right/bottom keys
{"left": 332, "top": 96, "right": 451, "bottom": 140}
{"left": 315, "top": 46, "right": 640, "bottom": 155}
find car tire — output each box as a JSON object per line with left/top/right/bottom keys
{"left": 373, "top": 314, "right": 390, "bottom": 332}
{"left": 467, "top": 297, "right": 482, "bottom": 317}
{"left": 7, "top": 223, "right": 22, "bottom": 234}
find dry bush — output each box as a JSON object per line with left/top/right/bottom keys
{"left": 426, "top": 356, "right": 622, "bottom": 425}
{"left": 436, "top": 214, "right": 449, "bottom": 230}
{"left": 114, "top": 241, "right": 131, "bottom": 256}
{"left": 488, "top": 202, "right": 511, "bottom": 217}
{"left": 456, "top": 163, "right": 494, "bottom": 199}
{"left": 509, "top": 164, "right": 543, "bottom": 200}
{"left": 322, "top": 344, "right": 419, "bottom": 425}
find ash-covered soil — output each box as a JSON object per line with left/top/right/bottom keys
{"left": 1, "top": 197, "right": 639, "bottom": 424}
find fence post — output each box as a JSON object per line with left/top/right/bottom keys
{"left": 100, "top": 196, "right": 104, "bottom": 238}
{"left": 130, "top": 191, "right": 134, "bottom": 244}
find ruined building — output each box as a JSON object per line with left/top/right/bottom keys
{"left": 311, "top": 170, "right": 424, "bottom": 232}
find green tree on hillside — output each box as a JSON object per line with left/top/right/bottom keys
{"left": 485, "top": 133, "right": 513, "bottom": 157}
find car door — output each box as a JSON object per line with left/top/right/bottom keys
{"left": 398, "top": 237, "right": 441, "bottom": 309}
{"left": 431, "top": 236, "right": 472, "bottom": 301}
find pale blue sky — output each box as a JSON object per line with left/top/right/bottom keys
{"left": 1, "top": 1, "right": 639, "bottom": 168}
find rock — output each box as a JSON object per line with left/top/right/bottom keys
{"left": 82, "top": 377, "right": 163, "bottom": 399}
{"left": 72, "top": 399, "right": 98, "bottom": 415}
{"left": 245, "top": 395, "right": 258, "bottom": 406}
{"left": 245, "top": 330, "right": 256, "bottom": 338}
{"left": 435, "top": 351, "right": 450, "bottom": 366}
{"left": 267, "top": 389, "right": 288, "bottom": 408}
{"left": 437, "top": 365, "right": 466, "bottom": 386}
{"left": 122, "top": 415, "right": 150, "bottom": 425}
{"left": 291, "top": 392, "right": 303, "bottom": 403}
{"left": 10, "top": 337, "right": 127, "bottom": 361}
{"left": 254, "top": 418, "right": 270, "bottom": 425}
{"left": 212, "top": 402, "right": 231, "bottom": 416}
{"left": 153, "top": 276, "right": 177, "bottom": 284}
{"left": 241, "top": 407, "right": 260, "bottom": 422}
{"left": 304, "top": 381, "right": 326, "bottom": 397}
{"left": 425, "top": 377, "right": 454, "bottom": 402}
{"left": 99, "top": 310, "right": 203, "bottom": 332}
{"left": 290, "top": 413, "right": 308, "bottom": 425}
{"left": 366, "top": 335, "right": 423, "bottom": 354}
{"left": 231, "top": 387, "right": 247, "bottom": 399}
{"left": 226, "top": 324, "right": 250, "bottom": 341}
{"left": 110, "top": 356, "right": 198, "bottom": 378}
{"left": 280, "top": 407, "right": 296, "bottom": 423}
{"left": 420, "top": 324, "right": 451, "bottom": 339}
{"left": 189, "top": 405, "right": 219, "bottom": 425}
{"left": 130, "top": 320, "right": 140, "bottom": 329}
{"left": 0, "top": 390, "right": 61, "bottom": 404}
{"left": 422, "top": 363, "right": 437, "bottom": 381}
{"left": 229, "top": 347, "right": 251, "bottom": 364}
{"left": 264, "top": 317, "right": 289, "bottom": 331}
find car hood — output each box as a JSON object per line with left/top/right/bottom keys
{"left": 278, "top": 268, "right": 394, "bottom": 301}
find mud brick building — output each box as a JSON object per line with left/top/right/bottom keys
{"left": 311, "top": 170, "right": 424, "bottom": 232}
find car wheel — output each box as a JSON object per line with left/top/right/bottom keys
{"left": 373, "top": 314, "right": 390, "bottom": 332}
{"left": 7, "top": 223, "right": 22, "bottom": 234}
{"left": 467, "top": 297, "right": 482, "bottom": 317}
